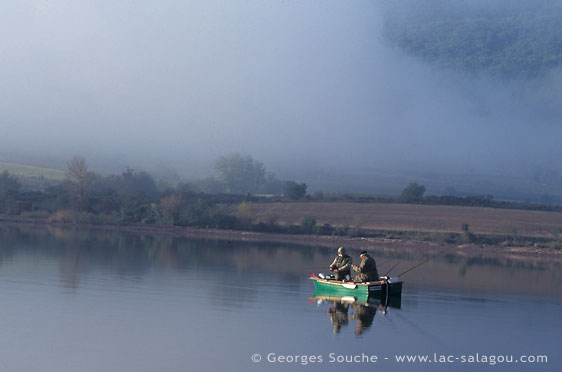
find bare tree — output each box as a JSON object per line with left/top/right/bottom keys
{"left": 160, "top": 193, "right": 183, "bottom": 226}
{"left": 66, "top": 156, "right": 89, "bottom": 209}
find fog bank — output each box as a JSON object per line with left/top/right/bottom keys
{"left": 1, "top": 0, "right": 561, "bottom": 196}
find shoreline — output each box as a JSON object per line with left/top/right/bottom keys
{"left": 1, "top": 215, "right": 560, "bottom": 262}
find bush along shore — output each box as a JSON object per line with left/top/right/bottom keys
{"left": 1, "top": 157, "right": 562, "bottom": 254}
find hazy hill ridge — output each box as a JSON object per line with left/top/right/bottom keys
{"left": 382, "top": 0, "right": 562, "bottom": 78}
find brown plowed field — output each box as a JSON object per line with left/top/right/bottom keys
{"left": 248, "top": 203, "right": 562, "bottom": 238}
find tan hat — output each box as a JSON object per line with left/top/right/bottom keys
{"left": 337, "top": 246, "right": 345, "bottom": 253}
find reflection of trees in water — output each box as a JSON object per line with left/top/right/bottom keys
{"left": 60, "top": 245, "right": 81, "bottom": 290}
{"left": 377, "top": 250, "right": 557, "bottom": 273}
{"left": 0, "top": 225, "right": 560, "bottom": 295}
{"left": 0, "top": 225, "right": 337, "bottom": 288}
{"left": 442, "top": 253, "right": 555, "bottom": 273}
{"left": 0, "top": 230, "right": 17, "bottom": 265}
{"left": 458, "top": 258, "right": 469, "bottom": 277}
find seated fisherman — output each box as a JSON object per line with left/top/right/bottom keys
{"left": 352, "top": 251, "right": 379, "bottom": 282}
{"left": 329, "top": 247, "right": 352, "bottom": 281}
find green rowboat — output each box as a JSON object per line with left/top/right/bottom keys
{"left": 309, "top": 273, "right": 403, "bottom": 297}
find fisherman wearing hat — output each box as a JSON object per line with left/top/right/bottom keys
{"left": 329, "top": 247, "right": 352, "bottom": 281}
{"left": 352, "top": 251, "right": 379, "bottom": 282}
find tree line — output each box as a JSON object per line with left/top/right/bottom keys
{"left": 2, "top": 156, "right": 562, "bottom": 234}
{"left": 0, "top": 154, "right": 309, "bottom": 228}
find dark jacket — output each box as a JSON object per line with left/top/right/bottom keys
{"left": 330, "top": 254, "right": 352, "bottom": 273}
{"left": 354, "top": 254, "right": 379, "bottom": 281}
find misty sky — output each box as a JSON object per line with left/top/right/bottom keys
{"left": 1, "top": 0, "right": 561, "bottom": 179}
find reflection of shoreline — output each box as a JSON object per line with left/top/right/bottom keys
{"left": 1, "top": 215, "right": 560, "bottom": 262}
{"left": 1, "top": 223, "right": 561, "bottom": 298}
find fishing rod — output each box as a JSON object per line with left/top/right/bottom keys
{"left": 376, "top": 258, "right": 393, "bottom": 267}
{"left": 384, "top": 261, "right": 400, "bottom": 276}
{"left": 395, "top": 250, "right": 446, "bottom": 277}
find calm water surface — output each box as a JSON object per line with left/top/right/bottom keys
{"left": 0, "top": 225, "right": 560, "bottom": 371}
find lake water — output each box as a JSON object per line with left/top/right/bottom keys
{"left": 0, "top": 225, "right": 560, "bottom": 372}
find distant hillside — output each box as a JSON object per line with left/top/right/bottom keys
{"left": 0, "top": 162, "right": 65, "bottom": 180}
{"left": 382, "top": 0, "right": 562, "bottom": 78}
{"left": 0, "top": 162, "right": 65, "bottom": 190}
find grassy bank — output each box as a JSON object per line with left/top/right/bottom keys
{"left": 246, "top": 202, "right": 562, "bottom": 238}
{"left": 7, "top": 198, "right": 562, "bottom": 255}
{"left": 0, "top": 161, "right": 65, "bottom": 180}
{"left": 235, "top": 202, "right": 562, "bottom": 251}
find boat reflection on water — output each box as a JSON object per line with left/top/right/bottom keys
{"left": 311, "top": 290, "right": 401, "bottom": 336}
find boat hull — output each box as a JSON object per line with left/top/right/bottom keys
{"left": 310, "top": 275, "right": 402, "bottom": 297}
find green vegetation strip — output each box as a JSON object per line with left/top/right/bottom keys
{"left": 0, "top": 162, "right": 65, "bottom": 180}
